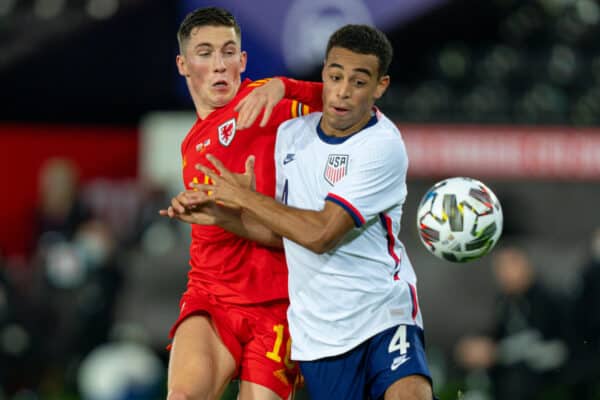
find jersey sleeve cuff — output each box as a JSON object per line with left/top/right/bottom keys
{"left": 325, "top": 193, "right": 365, "bottom": 227}
{"left": 277, "top": 76, "right": 295, "bottom": 99}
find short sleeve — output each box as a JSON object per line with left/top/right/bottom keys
{"left": 326, "top": 136, "right": 408, "bottom": 227}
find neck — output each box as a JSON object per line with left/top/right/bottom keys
{"left": 191, "top": 91, "right": 216, "bottom": 120}
{"left": 195, "top": 103, "right": 215, "bottom": 120}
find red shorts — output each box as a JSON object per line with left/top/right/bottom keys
{"left": 169, "top": 291, "right": 298, "bottom": 399}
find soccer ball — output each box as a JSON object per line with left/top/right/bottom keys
{"left": 416, "top": 177, "right": 503, "bottom": 262}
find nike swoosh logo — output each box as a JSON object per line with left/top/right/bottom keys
{"left": 391, "top": 355, "right": 411, "bottom": 371}
{"left": 283, "top": 154, "right": 295, "bottom": 165}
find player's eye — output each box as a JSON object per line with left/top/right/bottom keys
{"left": 330, "top": 75, "right": 341, "bottom": 82}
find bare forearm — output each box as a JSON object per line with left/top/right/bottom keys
{"left": 219, "top": 210, "right": 283, "bottom": 248}
{"left": 237, "top": 190, "right": 336, "bottom": 253}
{"left": 194, "top": 154, "right": 352, "bottom": 253}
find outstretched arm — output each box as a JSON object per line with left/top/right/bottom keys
{"left": 192, "top": 154, "right": 355, "bottom": 254}
{"left": 159, "top": 155, "right": 282, "bottom": 248}
{"left": 159, "top": 190, "right": 283, "bottom": 248}
{"left": 235, "top": 78, "right": 322, "bottom": 129}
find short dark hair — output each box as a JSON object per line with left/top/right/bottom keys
{"left": 177, "top": 7, "right": 241, "bottom": 53}
{"left": 326, "top": 24, "right": 393, "bottom": 77}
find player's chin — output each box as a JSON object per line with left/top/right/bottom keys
{"left": 325, "top": 115, "right": 354, "bottom": 131}
{"left": 212, "top": 93, "right": 235, "bottom": 107}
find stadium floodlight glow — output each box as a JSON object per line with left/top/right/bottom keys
{"left": 86, "top": 0, "right": 119, "bottom": 20}
{"left": 33, "top": 0, "right": 65, "bottom": 19}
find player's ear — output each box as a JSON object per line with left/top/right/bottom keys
{"left": 176, "top": 54, "right": 189, "bottom": 77}
{"left": 373, "top": 75, "right": 390, "bottom": 100}
{"left": 240, "top": 50, "right": 248, "bottom": 73}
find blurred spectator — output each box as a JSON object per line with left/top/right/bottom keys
{"left": 565, "top": 228, "right": 600, "bottom": 399}
{"left": 0, "top": 254, "right": 29, "bottom": 393}
{"left": 33, "top": 158, "right": 92, "bottom": 249}
{"left": 454, "top": 245, "right": 569, "bottom": 400}
{"left": 23, "top": 219, "right": 125, "bottom": 397}
{"left": 77, "top": 323, "right": 165, "bottom": 400}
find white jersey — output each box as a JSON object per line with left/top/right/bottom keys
{"left": 274, "top": 110, "right": 424, "bottom": 361}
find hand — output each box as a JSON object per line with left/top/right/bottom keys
{"left": 232, "top": 154, "right": 256, "bottom": 191}
{"left": 192, "top": 154, "right": 253, "bottom": 209}
{"left": 235, "top": 78, "right": 285, "bottom": 129}
{"left": 159, "top": 190, "right": 208, "bottom": 219}
{"left": 195, "top": 154, "right": 255, "bottom": 192}
{"left": 158, "top": 190, "right": 238, "bottom": 226}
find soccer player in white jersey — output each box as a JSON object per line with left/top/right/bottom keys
{"left": 166, "top": 24, "right": 435, "bottom": 400}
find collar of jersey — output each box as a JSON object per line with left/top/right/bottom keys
{"left": 316, "top": 113, "right": 378, "bottom": 144}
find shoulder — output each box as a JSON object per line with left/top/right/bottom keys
{"left": 278, "top": 112, "right": 321, "bottom": 134}
{"left": 364, "top": 114, "right": 406, "bottom": 155}
{"left": 373, "top": 112, "right": 403, "bottom": 140}
{"left": 347, "top": 114, "right": 408, "bottom": 171}
{"left": 235, "top": 78, "right": 256, "bottom": 98}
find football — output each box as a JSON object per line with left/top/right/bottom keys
{"left": 416, "top": 177, "right": 503, "bottom": 262}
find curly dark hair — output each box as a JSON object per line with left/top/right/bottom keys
{"left": 326, "top": 24, "right": 393, "bottom": 78}
{"left": 177, "top": 7, "right": 241, "bottom": 53}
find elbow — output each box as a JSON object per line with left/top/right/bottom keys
{"left": 303, "top": 234, "right": 337, "bottom": 254}
{"left": 305, "top": 242, "right": 328, "bottom": 254}
{"left": 267, "top": 236, "right": 284, "bottom": 249}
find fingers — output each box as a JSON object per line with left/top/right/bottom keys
{"left": 190, "top": 183, "right": 214, "bottom": 193}
{"left": 244, "top": 155, "right": 256, "bottom": 190}
{"left": 160, "top": 189, "right": 214, "bottom": 220}
{"left": 244, "top": 155, "right": 255, "bottom": 175}
{"left": 197, "top": 154, "right": 236, "bottom": 184}
{"left": 158, "top": 206, "right": 176, "bottom": 218}
{"left": 205, "top": 154, "right": 227, "bottom": 175}
{"left": 196, "top": 162, "right": 220, "bottom": 183}
{"left": 175, "top": 211, "right": 215, "bottom": 226}
{"left": 159, "top": 201, "right": 218, "bottom": 225}
{"left": 234, "top": 96, "right": 246, "bottom": 113}
{"left": 237, "top": 98, "right": 263, "bottom": 129}
{"left": 259, "top": 100, "right": 274, "bottom": 127}
{"left": 171, "top": 193, "right": 187, "bottom": 214}
{"left": 183, "top": 189, "right": 213, "bottom": 205}
{"left": 234, "top": 97, "right": 249, "bottom": 128}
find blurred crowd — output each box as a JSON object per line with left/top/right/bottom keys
{"left": 451, "top": 233, "right": 600, "bottom": 399}
{"left": 0, "top": 158, "right": 173, "bottom": 400}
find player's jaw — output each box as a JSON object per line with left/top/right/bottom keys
{"left": 207, "top": 76, "right": 239, "bottom": 105}
{"left": 322, "top": 102, "right": 371, "bottom": 134}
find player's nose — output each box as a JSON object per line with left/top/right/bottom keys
{"left": 213, "top": 53, "right": 226, "bottom": 72}
{"left": 336, "top": 80, "right": 351, "bottom": 98}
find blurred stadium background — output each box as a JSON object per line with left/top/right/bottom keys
{"left": 1, "top": 0, "right": 600, "bottom": 399}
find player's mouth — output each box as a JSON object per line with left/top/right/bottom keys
{"left": 212, "top": 80, "right": 229, "bottom": 90}
{"left": 330, "top": 105, "right": 350, "bottom": 115}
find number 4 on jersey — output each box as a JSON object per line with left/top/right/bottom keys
{"left": 388, "top": 325, "right": 410, "bottom": 355}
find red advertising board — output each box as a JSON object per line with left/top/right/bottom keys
{"left": 0, "top": 124, "right": 138, "bottom": 258}
{"left": 400, "top": 124, "right": 600, "bottom": 180}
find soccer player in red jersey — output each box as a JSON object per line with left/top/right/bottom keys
{"left": 160, "top": 7, "right": 322, "bottom": 400}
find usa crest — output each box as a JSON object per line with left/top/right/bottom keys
{"left": 324, "top": 154, "right": 349, "bottom": 185}
{"left": 218, "top": 118, "right": 236, "bottom": 146}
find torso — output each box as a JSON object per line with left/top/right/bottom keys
{"left": 275, "top": 111, "right": 423, "bottom": 360}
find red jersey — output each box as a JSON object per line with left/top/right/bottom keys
{"left": 181, "top": 78, "right": 322, "bottom": 304}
